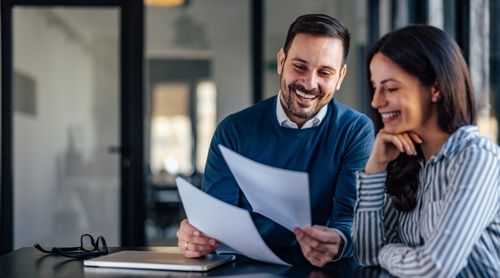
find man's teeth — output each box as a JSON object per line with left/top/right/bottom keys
{"left": 381, "top": 111, "right": 400, "bottom": 119}
{"left": 296, "top": 91, "right": 316, "bottom": 99}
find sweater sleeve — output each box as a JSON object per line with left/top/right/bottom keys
{"left": 376, "top": 146, "right": 499, "bottom": 277}
{"left": 201, "top": 118, "right": 240, "bottom": 205}
{"left": 328, "top": 115, "right": 374, "bottom": 259}
{"left": 352, "top": 171, "right": 400, "bottom": 266}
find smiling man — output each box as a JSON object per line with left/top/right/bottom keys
{"left": 277, "top": 32, "right": 347, "bottom": 128}
{"left": 176, "top": 14, "right": 374, "bottom": 267}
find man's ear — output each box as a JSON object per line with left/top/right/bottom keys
{"left": 335, "top": 64, "right": 348, "bottom": 91}
{"left": 277, "top": 48, "right": 285, "bottom": 75}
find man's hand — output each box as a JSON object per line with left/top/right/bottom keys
{"left": 294, "top": 225, "right": 343, "bottom": 267}
{"left": 176, "top": 219, "right": 219, "bottom": 258}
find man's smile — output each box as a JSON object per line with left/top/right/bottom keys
{"left": 295, "top": 90, "right": 317, "bottom": 100}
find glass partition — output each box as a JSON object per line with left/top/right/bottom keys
{"left": 13, "top": 7, "right": 120, "bottom": 247}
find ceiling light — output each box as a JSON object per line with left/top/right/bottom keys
{"left": 145, "top": 0, "right": 185, "bottom": 7}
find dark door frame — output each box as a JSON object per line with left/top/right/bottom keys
{"left": 1, "top": 0, "right": 145, "bottom": 255}
{"left": 251, "top": 0, "right": 264, "bottom": 104}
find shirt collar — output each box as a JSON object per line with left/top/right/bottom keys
{"left": 428, "top": 125, "right": 479, "bottom": 163}
{"left": 276, "top": 90, "right": 328, "bottom": 129}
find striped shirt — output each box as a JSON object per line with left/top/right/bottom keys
{"left": 353, "top": 125, "right": 500, "bottom": 277}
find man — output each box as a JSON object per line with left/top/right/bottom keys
{"left": 177, "top": 14, "right": 374, "bottom": 267}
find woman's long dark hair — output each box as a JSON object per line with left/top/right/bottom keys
{"left": 366, "top": 25, "right": 476, "bottom": 211}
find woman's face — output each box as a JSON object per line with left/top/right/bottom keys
{"left": 369, "top": 53, "right": 439, "bottom": 135}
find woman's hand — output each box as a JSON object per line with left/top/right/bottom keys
{"left": 365, "top": 129, "right": 422, "bottom": 173}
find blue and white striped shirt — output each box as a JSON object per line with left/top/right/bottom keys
{"left": 353, "top": 125, "right": 500, "bottom": 277}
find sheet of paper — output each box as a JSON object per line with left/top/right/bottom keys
{"left": 219, "top": 145, "right": 311, "bottom": 231}
{"left": 176, "top": 177, "right": 290, "bottom": 266}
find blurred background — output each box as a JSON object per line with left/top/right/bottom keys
{"left": 1, "top": 0, "right": 498, "bottom": 253}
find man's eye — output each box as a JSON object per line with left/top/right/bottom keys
{"left": 293, "top": 64, "right": 306, "bottom": 71}
{"left": 319, "top": 70, "right": 333, "bottom": 77}
{"left": 387, "top": 88, "right": 399, "bottom": 93}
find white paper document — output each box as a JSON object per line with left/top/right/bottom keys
{"left": 218, "top": 145, "right": 311, "bottom": 231}
{"left": 176, "top": 177, "right": 290, "bottom": 266}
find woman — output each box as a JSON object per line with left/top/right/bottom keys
{"left": 353, "top": 25, "right": 499, "bottom": 277}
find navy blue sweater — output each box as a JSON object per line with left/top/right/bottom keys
{"left": 202, "top": 96, "right": 374, "bottom": 259}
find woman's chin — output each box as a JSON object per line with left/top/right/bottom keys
{"left": 382, "top": 125, "right": 409, "bottom": 134}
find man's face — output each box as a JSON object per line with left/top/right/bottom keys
{"left": 277, "top": 33, "right": 347, "bottom": 127}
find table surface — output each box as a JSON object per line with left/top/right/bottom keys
{"left": 0, "top": 247, "right": 391, "bottom": 277}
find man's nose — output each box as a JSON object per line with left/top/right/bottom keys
{"left": 302, "top": 72, "right": 318, "bottom": 91}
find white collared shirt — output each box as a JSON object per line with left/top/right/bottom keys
{"left": 276, "top": 91, "right": 328, "bottom": 129}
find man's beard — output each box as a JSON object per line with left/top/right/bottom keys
{"left": 281, "top": 78, "right": 323, "bottom": 120}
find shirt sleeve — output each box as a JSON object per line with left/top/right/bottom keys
{"left": 328, "top": 115, "right": 375, "bottom": 259}
{"left": 377, "top": 146, "right": 499, "bottom": 277}
{"left": 331, "top": 228, "right": 347, "bottom": 261}
{"left": 352, "top": 171, "right": 400, "bottom": 266}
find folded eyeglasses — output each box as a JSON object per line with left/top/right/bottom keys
{"left": 35, "top": 234, "right": 108, "bottom": 259}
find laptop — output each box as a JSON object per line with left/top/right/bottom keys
{"left": 84, "top": 250, "right": 236, "bottom": 272}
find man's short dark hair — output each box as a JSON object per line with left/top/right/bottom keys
{"left": 283, "top": 14, "right": 351, "bottom": 63}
